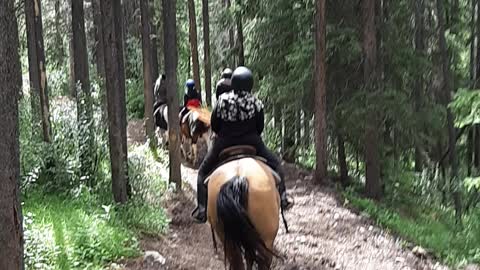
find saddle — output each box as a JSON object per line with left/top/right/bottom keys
{"left": 205, "top": 145, "right": 281, "bottom": 185}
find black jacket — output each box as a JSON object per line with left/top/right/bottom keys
{"left": 211, "top": 91, "right": 265, "bottom": 138}
{"left": 184, "top": 88, "right": 202, "bottom": 107}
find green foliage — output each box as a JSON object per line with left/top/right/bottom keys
{"left": 126, "top": 78, "right": 145, "bottom": 119}
{"left": 344, "top": 189, "right": 480, "bottom": 266}
{"left": 23, "top": 192, "right": 141, "bottom": 270}
{"left": 449, "top": 89, "right": 480, "bottom": 128}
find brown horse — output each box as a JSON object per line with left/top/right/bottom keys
{"left": 206, "top": 156, "right": 280, "bottom": 270}
{"left": 180, "top": 106, "right": 212, "bottom": 164}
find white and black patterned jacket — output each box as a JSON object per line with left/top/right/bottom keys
{"left": 211, "top": 90, "right": 265, "bottom": 137}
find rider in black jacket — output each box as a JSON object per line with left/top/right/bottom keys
{"left": 215, "top": 68, "right": 233, "bottom": 100}
{"left": 191, "top": 66, "right": 291, "bottom": 223}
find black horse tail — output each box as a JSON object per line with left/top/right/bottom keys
{"left": 216, "top": 176, "right": 276, "bottom": 269}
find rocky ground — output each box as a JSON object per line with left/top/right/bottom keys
{"left": 120, "top": 120, "right": 453, "bottom": 270}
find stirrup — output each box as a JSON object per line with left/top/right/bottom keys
{"left": 191, "top": 206, "right": 207, "bottom": 223}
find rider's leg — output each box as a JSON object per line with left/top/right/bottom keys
{"left": 250, "top": 136, "right": 292, "bottom": 210}
{"left": 192, "top": 137, "right": 225, "bottom": 223}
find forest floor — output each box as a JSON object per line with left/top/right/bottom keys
{"left": 120, "top": 119, "right": 450, "bottom": 270}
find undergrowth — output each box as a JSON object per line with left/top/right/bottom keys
{"left": 20, "top": 90, "right": 170, "bottom": 269}
{"left": 343, "top": 186, "right": 480, "bottom": 267}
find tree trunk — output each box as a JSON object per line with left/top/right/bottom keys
{"left": 92, "top": 0, "right": 107, "bottom": 125}
{"left": 236, "top": 1, "right": 245, "bottom": 66}
{"left": 93, "top": 0, "right": 105, "bottom": 78}
{"left": 314, "top": 0, "right": 327, "bottom": 182}
{"left": 363, "top": 0, "right": 382, "bottom": 199}
{"left": 101, "top": 0, "right": 130, "bottom": 203}
{"left": 467, "top": 0, "right": 476, "bottom": 175}
{"left": 156, "top": 0, "right": 165, "bottom": 73}
{"left": 164, "top": 0, "right": 182, "bottom": 191}
{"left": 226, "top": 0, "right": 235, "bottom": 67}
{"left": 475, "top": 0, "right": 480, "bottom": 169}
{"left": 437, "top": 0, "right": 462, "bottom": 224}
{"left": 202, "top": 0, "right": 212, "bottom": 106}
{"left": 54, "top": 0, "right": 64, "bottom": 68}
{"left": 0, "top": 0, "right": 24, "bottom": 267}
{"left": 72, "top": 0, "right": 95, "bottom": 183}
{"left": 337, "top": 131, "right": 349, "bottom": 185}
{"left": 25, "top": 0, "right": 52, "bottom": 143}
{"left": 187, "top": 0, "right": 202, "bottom": 93}
{"left": 150, "top": 0, "right": 159, "bottom": 79}
{"left": 414, "top": 0, "right": 425, "bottom": 172}
{"left": 140, "top": 0, "right": 156, "bottom": 146}
{"left": 283, "top": 106, "right": 296, "bottom": 162}
{"left": 68, "top": 0, "right": 75, "bottom": 97}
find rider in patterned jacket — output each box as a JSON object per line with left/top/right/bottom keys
{"left": 191, "top": 66, "right": 291, "bottom": 223}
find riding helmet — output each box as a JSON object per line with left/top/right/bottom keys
{"left": 185, "top": 79, "right": 195, "bottom": 89}
{"left": 221, "top": 68, "right": 233, "bottom": 79}
{"left": 231, "top": 66, "right": 254, "bottom": 93}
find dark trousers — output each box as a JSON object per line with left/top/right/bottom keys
{"left": 196, "top": 134, "right": 286, "bottom": 209}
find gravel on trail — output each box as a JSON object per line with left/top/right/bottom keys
{"left": 122, "top": 120, "right": 449, "bottom": 270}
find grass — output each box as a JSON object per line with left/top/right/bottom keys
{"left": 343, "top": 188, "right": 480, "bottom": 267}
{"left": 23, "top": 141, "right": 171, "bottom": 270}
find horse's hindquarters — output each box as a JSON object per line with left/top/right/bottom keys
{"left": 207, "top": 158, "right": 280, "bottom": 267}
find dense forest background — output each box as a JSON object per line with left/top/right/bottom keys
{"left": 1, "top": 0, "right": 480, "bottom": 269}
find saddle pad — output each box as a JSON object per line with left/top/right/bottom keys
{"left": 204, "top": 155, "right": 281, "bottom": 186}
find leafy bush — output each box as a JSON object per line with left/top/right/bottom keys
{"left": 23, "top": 192, "right": 140, "bottom": 270}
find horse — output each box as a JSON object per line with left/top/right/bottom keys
{"left": 153, "top": 101, "right": 212, "bottom": 165}
{"left": 179, "top": 106, "right": 212, "bottom": 165}
{"left": 206, "top": 147, "right": 282, "bottom": 270}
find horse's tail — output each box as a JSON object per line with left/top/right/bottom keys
{"left": 216, "top": 176, "right": 275, "bottom": 269}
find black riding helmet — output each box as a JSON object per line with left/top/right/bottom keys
{"left": 231, "top": 66, "right": 253, "bottom": 93}
{"left": 221, "top": 68, "right": 233, "bottom": 79}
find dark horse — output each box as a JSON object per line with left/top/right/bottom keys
{"left": 153, "top": 75, "right": 212, "bottom": 164}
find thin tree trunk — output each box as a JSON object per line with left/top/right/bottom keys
{"left": 202, "top": 0, "right": 212, "bottom": 106}
{"left": 149, "top": 0, "right": 159, "bottom": 79}
{"left": 475, "top": 0, "right": 480, "bottom": 169}
{"left": 140, "top": 0, "right": 156, "bottom": 146}
{"left": 226, "top": 0, "right": 235, "bottom": 67}
{"left": 92, "top": 0, "right": 107, "bottom": 125}
{"left": 414, "top": 0, "right": 425, "bottom": 172}
{"left": 467, "top": 0, "right": 476, "bottom": 175}
{"left": 25, "top": 0, "right": 52, "bottom": 143}
{"left": 101, "top": 0, "right": 130, "bottom": 203}
{"left": 93, "top": 0, "right": 105, "bottom": 78}
{"left": 164, "top": 0, "right": 182, "bottom": 191}
{"left": 363, "top": 0, "right": 382, "bottom": 199}
{"left": 337, "top": 131, "right": 349, "bottom": 185}
{"left": 72, "top": 0, "right": 94, "bottom": 183}
{"left": 54, "top": 0, "right": 64, "bottom": 68}
{"left": 236, "top": 1, "right": 245, "bottom": 66}
{"left": 187, "top": 0, "right": 202, "bottom": 93}
{"left": 437, "top": 0, "right": 462, "bottom": 224}
{"left": 0, "top": 0, "right": 24, "bottom": 267}
{"left": 314, "top": 0, "right": 327, "bottom": 181}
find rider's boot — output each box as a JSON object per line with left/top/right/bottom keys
{"left": 192, "top": 174, "right": 208, "bottom": 223}
{"left": 277, "top": 167, "right": 293, "bottom": 210}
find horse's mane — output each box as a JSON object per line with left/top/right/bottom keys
{"left": 187, "top": 106, "right": 211, "bottom": 126}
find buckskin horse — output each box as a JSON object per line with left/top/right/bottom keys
{"left": 206, "top": 145, "right": 286, "bottom": 270}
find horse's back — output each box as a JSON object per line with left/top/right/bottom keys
{"left": 207, "top": 158, "right": 280, "bottom": 249}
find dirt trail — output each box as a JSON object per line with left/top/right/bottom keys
{"left": 123, "top": 120, "right": 449, "bottom": 270}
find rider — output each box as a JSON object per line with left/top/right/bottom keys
{"left": 191, "top": 66, "right": 292, "bottom": 223}
{"left": 215, "top": 68, "right": 233, "bottom": 100}
{"left": 180, "top": 79, "right": 202, "bottom": 121}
